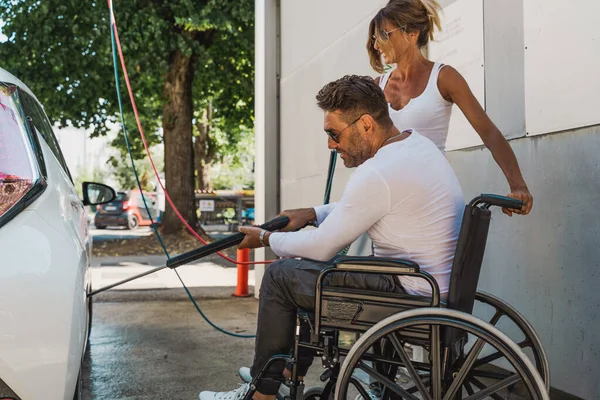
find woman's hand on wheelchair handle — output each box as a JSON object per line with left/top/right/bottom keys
{"left": 503, "top": 187, "right": 533, "bottom": 216}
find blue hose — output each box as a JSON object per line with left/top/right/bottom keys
{"left": 109, "top": 18, "right": 255, "bottom": 339}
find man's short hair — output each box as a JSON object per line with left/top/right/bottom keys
{"left": 316, "top": 75, "right": 393, "bottom": 128}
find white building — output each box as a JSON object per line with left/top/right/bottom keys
{"left": 254, "top": 0, "right": 600, "bottom": 398}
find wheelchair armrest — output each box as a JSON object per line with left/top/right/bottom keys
{"left": 313, "top": 256, "right": 440, "bottom": 338}
{"left": 332, "top": 255, "right": 420, "bottom": 274}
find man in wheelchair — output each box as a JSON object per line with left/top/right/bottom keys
{"left": 199, "top": 74, "right": 465, "bottom": 400}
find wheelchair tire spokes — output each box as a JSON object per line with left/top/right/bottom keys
{"left": 474, "top": 291, "right": 550, "bottom": 391}
{"left": 442, "top": 335, "right": 487, "bottom": 400}
{"left": 463, "top": 381, "right": 475, "bottom": 396}
{"left": 462, "top": 374, "right": 521, "bottom": 400}
{"left": 348, "top": 377, "right": 375, "bottom": 400}
{"left": 468, "top": 377, "right": 510, "bottom": 400}
{"left": 431, "top": 324, "right": 442, "bottom": 399}
{"left": 472, "top": 338, "right": 530, "bottom": 369}
{"left": 334, "top": 309, "right": 548, "bottom": 400}
{"left": 405, "top": 377, "right": 432, "bottom": 398}
{"left": 468, "top": 369, "right": 512, "bottom": 381}
{"left": 357, "top": 360, "right": 421, "bottom": 400}
{"left": 388, "top": 332, "right": 432, "bottom": 400}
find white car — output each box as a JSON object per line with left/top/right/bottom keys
{"left": 0, "top": 67, "right": 115, "bottom": 399}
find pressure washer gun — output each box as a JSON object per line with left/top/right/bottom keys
{"left": 88, "top": 216, "right": 290, "bottom": 297}
{"left": 89, "top": 150, "right": 339, "bottom": 298}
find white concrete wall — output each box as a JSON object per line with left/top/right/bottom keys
{"left": 255, "top": 0, "right": 599, "bottom": 396}
{"left": 279, "top": 0, "right": 388, "bottom": 210}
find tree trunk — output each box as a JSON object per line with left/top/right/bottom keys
{"left": 162, "top": 49, "right": 199, "bottom": 234}
{"left": 195, "top": 102, "right": 214, "bottom": 191}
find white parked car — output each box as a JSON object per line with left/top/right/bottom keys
{"left": 0, "top": 67, "right": 115, "bottom": 399}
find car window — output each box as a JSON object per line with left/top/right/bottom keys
{"left": 17, "top": 89, "right": 73, "bottom": 182}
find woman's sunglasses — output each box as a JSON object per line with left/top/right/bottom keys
{"left": 371, "top": 26, "right": 404, "bottom": 45}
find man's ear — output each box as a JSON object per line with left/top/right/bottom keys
{"left": 361, "top": 114, "right": 375, "bottom": 134}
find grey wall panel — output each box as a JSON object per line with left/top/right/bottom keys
{"left": 483, "top": 0, "right": 526, "bottom": 139}
{"left": 524, "top": 0, "right": 600, "bottom": 136}
{"left": 446, "top": 127, "right": 600, "bottom": 399}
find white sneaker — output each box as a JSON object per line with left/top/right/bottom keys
{"left": 199, "top": 383, "right": 250, "bottom": 400}
{"left": 238, "top": 366, "right": 291, "bottom": 400}
{"left": 238, "top": 366, "right": 252, "bottom": 383}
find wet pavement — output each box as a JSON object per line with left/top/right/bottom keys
{"left": 83, "top": 229, "right": 302, "bottom": 400}
{"left": 82, "top": 295, "right": 259, "bottom": 400}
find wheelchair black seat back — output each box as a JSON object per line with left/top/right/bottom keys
{"left": 447, "top": 195, "right": 494, "bottom": 315}
{"left": 245, "top": 195, "right": 549, "bottom": 400}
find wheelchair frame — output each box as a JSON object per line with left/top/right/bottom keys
{"left": 244, "top": 195, "right": 549, "bottom": 400}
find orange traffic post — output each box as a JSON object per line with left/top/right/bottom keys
{"left": 233, "top": 248, "right": 251, "bottom": 297}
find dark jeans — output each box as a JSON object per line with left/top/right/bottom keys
{"left": 250, "top": 258, "right": 403, "bottom": 395}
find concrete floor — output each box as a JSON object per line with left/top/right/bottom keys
{"left": 82, "top": 295, "right": 260, "bottom": 400}
{"left": 81, "top": 290, "right": 567, "bottom": 400}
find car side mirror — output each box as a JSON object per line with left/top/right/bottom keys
{"left": 82, "top": 182, "right": 116, "bottom": 206}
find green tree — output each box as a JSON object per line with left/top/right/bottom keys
{"left": 209, "top": 126, "right": 254, "bottom": 190}
{"left": 73, "top": 164, "right": 108, "bottom": 197}
{"left": 0, "top": 0, "right": 254, "bottom": 234}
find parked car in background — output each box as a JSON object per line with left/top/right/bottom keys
{"left": 94, "top": 188, "right": 159, "bottom": 230}
{"left": 0, "top": 67, "right": 116, "bottom": 400}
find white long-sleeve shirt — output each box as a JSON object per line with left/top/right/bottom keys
{"left": 269, "top": 132, "right": 464, "bottom": 297}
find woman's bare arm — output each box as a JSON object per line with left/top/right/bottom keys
{"left": 438, "top": 66, "right": 532, "bottom": 216}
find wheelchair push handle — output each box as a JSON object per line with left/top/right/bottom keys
{"left": 166, "top": 216, "right": 289, "bottom": 269}
{"left": 471, "top": 194, "right": 523, "bottom": 211}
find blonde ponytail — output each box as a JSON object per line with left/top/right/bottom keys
{"left": 420, "top": 0, "right": 442, "bottom": 40}
{"left": 367, "top": 0, "right": 444, "bottom": 68}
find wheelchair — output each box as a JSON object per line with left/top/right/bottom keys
{"left": 245, "top": 194, "right": 550, "bottom": 400}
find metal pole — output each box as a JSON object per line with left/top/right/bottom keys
{"left": 88, "top": 264, "right": 168, "bottom": 297}
{"left": 88, "top": 216, "right": 289, "bottom": 297}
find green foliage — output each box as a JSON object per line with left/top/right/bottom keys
{"left": 209, "top": 126, "right": 254, "bottom": 190}
{"left": 108, "top": 145, "right": 164, "bottom": 191}
{"left": 0, "top": 0, "right": 255, "bottom": 170}
{"left": 73, "top": 164, "right": 108, "bottom": 197}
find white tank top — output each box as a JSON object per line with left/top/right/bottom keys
{"left": 379, "top": 62, "right": 452, "bottom": 153}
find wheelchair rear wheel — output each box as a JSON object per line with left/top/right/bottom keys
{"left": 473, "top": 291, "right": 550, "bottom": 391}
{"left": 335, "top": 308, "right": 548, "bottom": 400}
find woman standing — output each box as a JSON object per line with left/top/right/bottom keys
{"left": 369, "top": 0, "right": 532, "bottom": 215}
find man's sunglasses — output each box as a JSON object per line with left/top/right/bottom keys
{"left": 325, "top": 115, "right": 364, "bottom": 143}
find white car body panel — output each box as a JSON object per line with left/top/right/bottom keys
{"left": 0, "top": 67, "right": 90, "bottom": 399}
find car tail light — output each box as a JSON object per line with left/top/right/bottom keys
{"left": 122, "top": 200, "right": 130, "bottom": 210}
{"left": 0, "top": 85, "right": 46, "bottom": 228}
